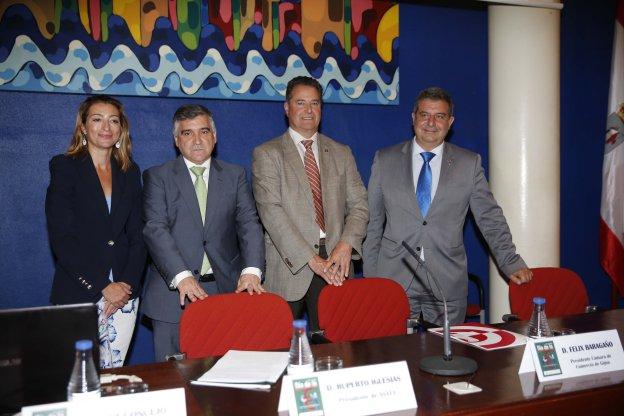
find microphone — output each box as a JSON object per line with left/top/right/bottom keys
{"left": 402, "top": 241, "right": 478, "bottom": 376}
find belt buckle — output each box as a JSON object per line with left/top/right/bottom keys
{"left": 199, "top": 273, "right": 215, "bottom": 282}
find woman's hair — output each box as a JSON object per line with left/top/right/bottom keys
{"left": 66, "top": 95, "right": 133, "bottom": 171}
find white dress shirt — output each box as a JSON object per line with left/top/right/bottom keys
{"left": 171, "top": 157, "right": 261, "bottom": 288}
{"left": 288, "top": 127, "right": 326, "bottom": 239}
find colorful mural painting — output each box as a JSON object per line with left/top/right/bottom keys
{"left": 0, "top": 1, "right": 399, "bottom": 104}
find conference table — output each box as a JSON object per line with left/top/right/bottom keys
{"left": 111, "top": 309, "right": 624, "bottom": 415}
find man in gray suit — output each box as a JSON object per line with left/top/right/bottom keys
{"left": 252, "top": 76, "right": 368, "bottom": 331}
{"left": 363, "top": 87, "right": 532, "bottom": 325}
{"left": 142, "top": 105, "right": 265, "bottom": 361}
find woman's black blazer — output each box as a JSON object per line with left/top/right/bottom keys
{"left": 45, "top": 153, "right": 146, "bottom": 304}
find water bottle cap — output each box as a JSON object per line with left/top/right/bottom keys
{"left": 293, "top": 319, "right": 307, "bottom": 329}
{"left": 533, "top": 297, "right": 546, "bottom": 305}
{"left": 75, "top": 339, "right": 93, "bottom": 351}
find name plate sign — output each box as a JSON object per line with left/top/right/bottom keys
{"left": 518, "top": 329, "right": 624, "bottom": 382}
{"left": 21, "top": 387, "right": 186, "bottom": 416}
{"left": 278, "top": 361, "right": 416, "bottom": 416}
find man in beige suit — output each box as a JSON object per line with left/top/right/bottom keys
{"left": 252, "top": 76, "right": 369, "bottom": 331}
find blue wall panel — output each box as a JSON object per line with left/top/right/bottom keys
{"left": 560, "top": 0, "right": 618, "bottom": 308}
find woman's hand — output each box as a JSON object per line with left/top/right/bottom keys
{"left": 103, "top": 300, "right": 119, "bottom": 318}
{"left": 102, "top": 282, "right": 132, "bottom": 309}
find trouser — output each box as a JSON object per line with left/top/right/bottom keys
{"left": 288, "top": 242, "right": 328, "bottom": 332}
{"left": 406, "top": 284, "right": 467, "bottom": 326}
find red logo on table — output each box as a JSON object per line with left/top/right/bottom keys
{"left": 429, "top": 323, "right": 526, "bottom": 350}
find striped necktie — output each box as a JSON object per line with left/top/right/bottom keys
{"left": 301, "top": 140, "right": 326, "bottom": 232}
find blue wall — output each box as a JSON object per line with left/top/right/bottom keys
{"left": 0, "top": 1, "right": 617, "bottom": 364}
{"left": 561, "top": 1, "right": 618, "bottom": 311}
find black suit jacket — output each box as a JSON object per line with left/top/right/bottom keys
{"left": 45, "top": 153, "right": 146, "bottom": 304}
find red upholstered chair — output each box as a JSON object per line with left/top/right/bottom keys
{"left": 179, "top": 292, "right": 293, "bottom": 358}
{"left": 317, "top": 277, "right": 410, "bottom": 342}
{"left": 509, "top": 267, "right": 589, "bottom": 321}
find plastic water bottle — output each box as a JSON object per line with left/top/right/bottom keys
{"left": 67, "top": 339, "right": 101, "bottom": 400}
{"left": 527, "top": 297, "right": 553, "bottom": 338}
{"left": 287, "top": 320, "right": 314, "bottom": 375}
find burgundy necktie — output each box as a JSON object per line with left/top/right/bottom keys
{"left": 301, "top": 140, "right": 325, "bottom": 232}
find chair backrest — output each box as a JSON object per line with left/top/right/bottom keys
{"left": 317, "top": 277, "right": 410, "bottom": 342}
{"left": 509, "top": 267, "right": 589, "bottom": 321}
{"left": 466, "top": 273, "right": 485, "bottom": 323}
{"left": 179, "top": 292, "right": 293, "bottom": 358}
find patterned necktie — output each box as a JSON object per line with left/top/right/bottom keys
{"left": 190, "top": 166, "right": 207, "bottom": 222}
{"left": 301, "top": 140, "right": 326, "bottom": 232}
{"left": 416, "top": 152, "right": 435, "bottom": 217}
{"left": 190, "top": 166, "right": 211, "bottom": 274}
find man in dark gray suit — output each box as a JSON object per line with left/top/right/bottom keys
{"left": 142, "top": 105, "right": 265, "bottom": 361}
{"left": 363, "top": 87, "right": 532, "bottom": 325}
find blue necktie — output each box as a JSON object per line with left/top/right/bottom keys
{"left": 416, "top": 152, "right": 435, "bottom": 217}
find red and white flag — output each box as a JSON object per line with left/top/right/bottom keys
{"left": 600, "top": 0, "right": 624, "bottom": 296}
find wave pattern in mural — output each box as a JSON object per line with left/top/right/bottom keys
{"left": 0, "top": 1, "right": 399, "bottom": 105}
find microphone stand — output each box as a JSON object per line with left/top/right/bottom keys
{"left": 402, "top": 241, "right": 478, "bottom": 376}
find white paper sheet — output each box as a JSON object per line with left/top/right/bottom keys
{"left": 191, "top": 380, "right": 271, "bottom": 391}
{"left": 195, "top": 350, "right": 290, "bottom": 387}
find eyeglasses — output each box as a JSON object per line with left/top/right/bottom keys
{"left": 416, "top": 112, "right": 450, "bottom": 122}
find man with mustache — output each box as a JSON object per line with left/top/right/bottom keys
{"left": 363, "top": 87, "right": 532, "bottom": 325}
{"left": 142, "top": 105, "right": 265, "bottom": 361}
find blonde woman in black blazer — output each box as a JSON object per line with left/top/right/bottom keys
{"left": 45, "top": 95, "right": 146, "bottom": 368}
